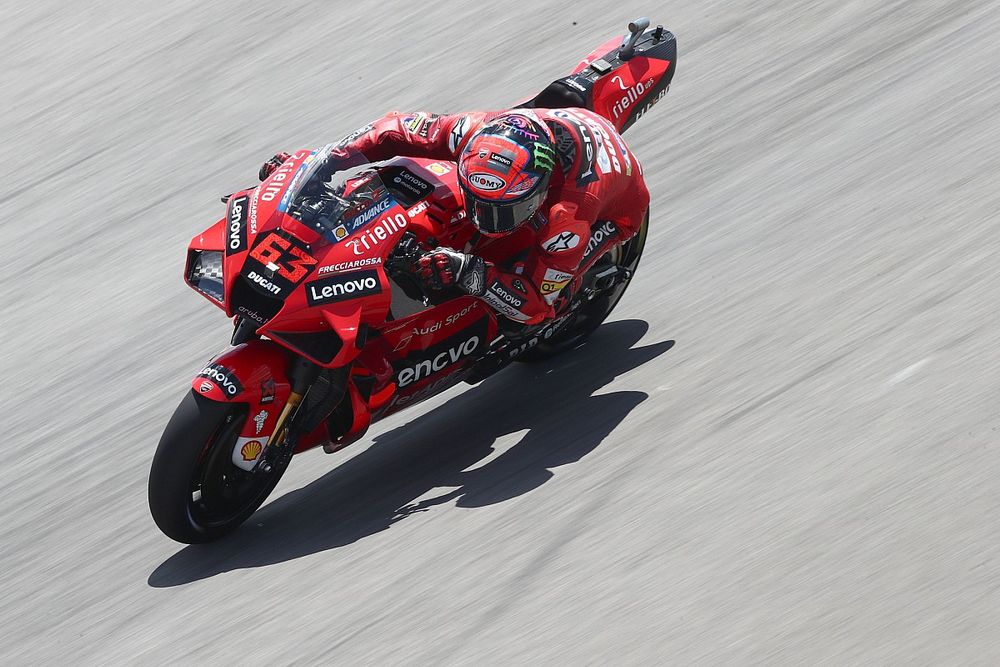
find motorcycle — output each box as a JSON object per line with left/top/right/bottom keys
{"left": 148, "top": 17, "right": 677, "bottom": 543}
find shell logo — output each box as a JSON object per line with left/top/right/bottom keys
{"left": 240, "top": 440, "right": 263, "bottom": 461}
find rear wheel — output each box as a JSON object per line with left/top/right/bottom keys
{"left": 518, "top": 212, "right": 649, "bottom": 361}
{"left": 148, "top": 391, "right": 290, "bottom": 544}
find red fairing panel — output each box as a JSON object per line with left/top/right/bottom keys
{"left": 372, "top": 297, "right": 499, "bottom": 419}
{"left": 189, "top": 218, "right": 226, "bottom": 252}
{"left": 589, "top": 57, "right": 670, "bottom": 131}
{"left": 568, "top": 30, "right": 676, "bottom": 134}
{"left": 191, "top": 340, "right": 298, "bottom": 441}
{"left": 573, "top": 36, "right": 623, "bottom": 74}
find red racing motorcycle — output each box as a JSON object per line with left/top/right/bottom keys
{"left": 149, "top": 18, "right": 676, "bottom": 543}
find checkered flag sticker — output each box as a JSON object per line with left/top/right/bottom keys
{"left": 192, "top": 251, "right": 223, "bottom": 281}
{"left": 189, "top": 250, "right": 225, "bottom": 301}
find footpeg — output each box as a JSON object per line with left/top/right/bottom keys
{"left": 593, "top": 266, "right": 631, "bottom": 290}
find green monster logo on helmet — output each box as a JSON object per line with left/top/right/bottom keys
{"left": 531, "top": 142, "right": 556, "bottom": 172}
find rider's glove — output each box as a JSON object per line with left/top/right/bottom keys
{"left": 259, "top": 151, "right": 292, "bottom": 181}
{"left": 415, "top": 248, "right": 486, "bottom": 296}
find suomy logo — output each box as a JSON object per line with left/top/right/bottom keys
{"left": 468, "top": 172, "right": 506, "bottom": 191}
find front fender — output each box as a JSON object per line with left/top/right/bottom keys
{"left": 191, "top": 339, "right": 294, "bottom": 445}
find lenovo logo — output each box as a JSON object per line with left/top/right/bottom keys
{"left": 305, "top": 269, "right": 382, "bottom": 306}
{"left": 394, "top": 317, "right": 488, "bottom": 388}
{"left": 397, "top": 335, "right": 480, "bottom": 388}
{"left": 198, "top": 363, "right": 243, "bottom": 398}
{"left": 226, "top": 195, "right": 249, "bottom": 255}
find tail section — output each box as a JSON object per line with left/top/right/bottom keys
{"left": 526, "top": 18, "right": 676, "bottom": 134}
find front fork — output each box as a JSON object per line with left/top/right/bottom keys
{"left": 253, "top": 357, "right": 320, "bottom": 474}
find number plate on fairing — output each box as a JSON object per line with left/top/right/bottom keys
{"left": 240, "top": 231, "right": 318, "bottom": 297}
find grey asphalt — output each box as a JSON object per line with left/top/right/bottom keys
{"left": 3, "top": 0, "right": 1000, "bottom": 663}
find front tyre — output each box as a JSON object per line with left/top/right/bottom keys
{"left": 148, "top": 391, "right": 289, "bottom": 544}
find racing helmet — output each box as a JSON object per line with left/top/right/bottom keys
{"left": 457, "top": 113, "right": 557, "bottom": 236}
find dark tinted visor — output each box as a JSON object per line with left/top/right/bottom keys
{"left": 462, "top": 175, "right": 550, "bottom": 236}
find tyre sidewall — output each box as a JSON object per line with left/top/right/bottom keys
{"left": 148, "top": 391, "right": 281, "bottom": 544}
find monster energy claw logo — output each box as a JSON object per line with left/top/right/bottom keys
{"left": 532, "top": 143, "right": 556, "bottom": 171}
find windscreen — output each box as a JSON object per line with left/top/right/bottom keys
{"left": 284, "top": 147, "right": 395, "bottom": 245}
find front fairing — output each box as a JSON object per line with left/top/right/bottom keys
{"left": 186, "top": 148, "right": 414, "bottom": 366}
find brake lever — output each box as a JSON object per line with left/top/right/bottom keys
{"left": 386, "top": 232, "right": 424, "bottom": 270}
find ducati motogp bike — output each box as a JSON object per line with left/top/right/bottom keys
{"left": 149, "top": 17, "right": 676, "bottom": 543}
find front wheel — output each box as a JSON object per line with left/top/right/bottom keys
{"left": 148, "top": 391, "right": 290, "bottom": 543}
{"left": 518, "top": 211, "right": 649, "bottom": 361}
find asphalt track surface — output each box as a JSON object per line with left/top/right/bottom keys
{"left": 4, "top": 1, "right": 1000, "bottom": 663}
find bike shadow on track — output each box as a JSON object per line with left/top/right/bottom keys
{"left": 148, "top": 319, "right": 674, "bottom": 587}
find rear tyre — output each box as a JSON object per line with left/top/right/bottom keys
{"left": 518, "top": 211, "right": 649, "bottom": 361}
{"left": 148, "top": 391, "right": 289, "bottom": 544}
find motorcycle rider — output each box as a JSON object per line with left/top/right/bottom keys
{"left": 260, "top": 107, "right": 649, "bottom": 329}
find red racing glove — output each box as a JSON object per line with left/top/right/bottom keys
{"left": 258, "top": 151, "right": 292, "bottom": 181}
{"left": 415, "top": 248, "right": 486, "bottom": 296}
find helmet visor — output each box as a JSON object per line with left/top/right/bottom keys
{"left": 463, "top": 175, "right": 550, "bottom": 236}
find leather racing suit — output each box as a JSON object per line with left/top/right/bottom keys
{"left": 328, "top": 108, "right": 649, "bottom": 327}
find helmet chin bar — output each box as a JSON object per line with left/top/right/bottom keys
{"left": 464, "top": 184, "right": 548, "bottom": 236}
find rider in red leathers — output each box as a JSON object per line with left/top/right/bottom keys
{"left": 261, "top": 107, "right": 649, "bottom": 330}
